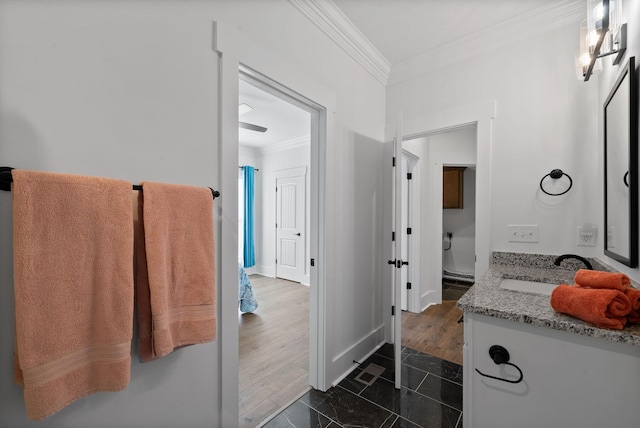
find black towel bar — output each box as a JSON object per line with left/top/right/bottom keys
{"left": 0, "top": 167, "right": 220, "bottom": 199}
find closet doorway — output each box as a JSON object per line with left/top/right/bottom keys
{"left": 237, "top": 68, "right": 320, "bottom": 428}
{"left": 399, "top": 125, "right": 478, "bottom": 366}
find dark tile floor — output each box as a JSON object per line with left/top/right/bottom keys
{"left": 262, "top": 344, "right": 463, "bottom": 428}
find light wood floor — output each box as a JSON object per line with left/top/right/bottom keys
{"left": 239, "top": 276, "right": 465, "bottom": 427}
{"left": 239, "top": 275, "right": 310, "bottom": 428}
{"left": 401, "top": 299, "right": 465, "bottom": 366}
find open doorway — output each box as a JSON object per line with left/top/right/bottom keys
{"left": 399, "top": 124, "right": 477, "bottom": 366}
{"left": 442, "top": 164, "right": 476, "bottom": 301}
{"left": 237, "top": 73, "right": 316, "bottom": 428}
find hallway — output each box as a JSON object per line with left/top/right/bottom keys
{"left": 239, "top": 275, "right": 310, "bottom": 427}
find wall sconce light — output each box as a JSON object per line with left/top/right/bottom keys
{"left": 578, "top": 0, "right": 627, "bottom": 81}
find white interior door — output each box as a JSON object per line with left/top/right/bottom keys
{"left": 276, "top": 173, "right": 305, "bottom": 283}
{"left": 392, "top": 113, "right": 404, "bottom": 389}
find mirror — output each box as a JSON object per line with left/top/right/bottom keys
{"left": 604, "top": 56, "right": 638, "bottom": 267}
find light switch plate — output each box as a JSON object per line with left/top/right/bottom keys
{"left": 508, "top": 224, "right": 539, "bottom": 243}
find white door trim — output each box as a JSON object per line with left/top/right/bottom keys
{"left": 213, "top": 21, "right": 331, "bottom": 427}
{"left": 275, "top": 166, "right": 307, "bottom": 178}
{"left": 239, "top": 66, "right": 327, "bottom": 391}
{"left": 392, "top": 112, "right": 403, "bottom": 389}
{"left": 400, "top": 100, "right": 495, "bottom": 280}
{"left": 401, "top": 149, "right": 421, "bottom": 313}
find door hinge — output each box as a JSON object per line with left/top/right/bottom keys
{"left": 407, "top": 227, "right": 412, "bottom": 235}
{"left": 407, "top": 172, "right": 412, "bottom": 180}
{"left": 392, "top": 231, "right": 395, "bottom": 241}
{"left": 407, "top": 282, "right": 412, "bottom": 290}
{"left": 310, "top": 258, "right": 315, "bottom": 267}
{"left": 391, "top": 306, "right": 395, "bottom": 316}
{"left": 275, "top": 258, "right": 277, "bottom": 264}
{"left": 392, "top": 156, "right": 396, "bottom": 167}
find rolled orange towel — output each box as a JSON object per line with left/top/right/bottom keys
{"left": 550, "top": 284, "right": 632, "bottom": 330}
{"left": 625, "top": 288, "right": 640, "bottom": 324}
{"left": 574, "top": 269, "right": 630, "bottom": 291}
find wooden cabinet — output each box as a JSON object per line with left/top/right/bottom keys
{"left": 443, "top": 167, "right": 465, "bottom": 209}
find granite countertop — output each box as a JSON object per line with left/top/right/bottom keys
{"left": 457, "top": 252, "right": 640, "bottom": 346}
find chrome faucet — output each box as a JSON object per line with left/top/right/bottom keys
{"left": 553, "top": 254, "right": 593, "bottom": 270}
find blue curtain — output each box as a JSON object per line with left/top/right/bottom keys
{"left": 242, "top": 166, "right": 256, "bottom": 268}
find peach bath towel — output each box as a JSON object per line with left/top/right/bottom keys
{"left": 625, "top": 288, "right": 640, "bottom": 323}
{"left": 550, "top": 284, "right": 632, "bottom": 330}
{"left": 135, "top": 181, "right": 216, "bottom": 361}
{"left": 12, "top": 170, "right": 134, "bottom": 420}
{"left": 574, "top": 269, "right": 630, "bottom": 291}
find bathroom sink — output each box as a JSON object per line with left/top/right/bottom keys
{"left": 499, "top": 278, "right": 558, "bottom": 296}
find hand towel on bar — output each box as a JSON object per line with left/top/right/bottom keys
{"left": 12, "top": 170, "right": 134, "bottom": 420}
{"left": 574, "top": 269, "right": 630, "bottom": 291}
{"left": 136, "top": 181, "right": 216, "bottom": 361}
{"left": 550, "top": 284, "right": 632, "bottom": 330}
{"left": 624, "top": 288, "right": 640, "bottom": 323}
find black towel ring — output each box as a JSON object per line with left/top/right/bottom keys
{"left": 540, "top": 169, "right": 572, "bottom": 196}
{"left": 624, "top": 171, "right": 629, "bottom": 188}
{"left": 475, "top": 345, "right": 524, "bottom": 384}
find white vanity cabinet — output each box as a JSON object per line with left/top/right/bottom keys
{"left": 463, "top": 312, "right": 640, "bottom": 428}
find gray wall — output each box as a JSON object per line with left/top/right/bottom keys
{"left": 0, "top": 2, "right": 221, "bottom": 426}
{"left": 0, "top": 0, "right": 388, "bottom": 425}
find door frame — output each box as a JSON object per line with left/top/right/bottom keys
{"left": 215, "top": 22, "right": 330, "bottom": 426}
{"left": 401, "top": 150, "right": 420, "bottom": 313}
{"left": 398, "top": 101, "right": 494, "bottom": 278}
{"left": 387, "top": 101, "right": 495, "bottom": 386}
{"left": 239, "top": 65, "right": 326, "bottom": 391}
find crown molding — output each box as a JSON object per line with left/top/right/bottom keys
{"left": 288, "top": 0, "right": 390, "bottom": 86}
{"left": 388, "top": 0, "right": 585, "bottom": 86}
{"left": 289, "top": 0, "right": 584, "bottom": 87}
{"left": 256, "top": 135, "right": 311, "bottom": 156}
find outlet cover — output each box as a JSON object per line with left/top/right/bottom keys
{"left": 508, "top": 224, "right": 539, "bottom": 243}
{"left": 577, "top": 225, "right": 597, "bottom": 247}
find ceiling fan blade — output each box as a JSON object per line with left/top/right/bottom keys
{"left": 239, "top": 122, "right": 267, "bottom": 133}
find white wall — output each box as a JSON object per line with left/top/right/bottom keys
{"left": 254, "top": 141, "right": 311, "bottom": 284}
{"left": 0, "top": 2, "right": 221, "bottom": 426}
{"left": 387, "top": 18, "right": 599, "bottom": 271}
{"left": 0, "top": 0, "right": 387, "bottom": 424}
{"left": 597, "top": 0, "right": 640, "bottom": 281}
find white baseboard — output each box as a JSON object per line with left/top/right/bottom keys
{"left": 253, "top": 264, "right": 274, "bottom": 277}
{"left": 421, "top": 289, "right": 440, "bottom": 312}
{"left": 329, "top": 325, "right": 385, "bottom": 385}
{"left": 332, "top": 340, "right": 387, "bottom": 387}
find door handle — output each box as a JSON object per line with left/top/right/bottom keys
{"left": 387, "top": 260, "right": 408, "bottom": 268}
{"left": 295, "top": 233, "right": 301, "bottom": 236}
